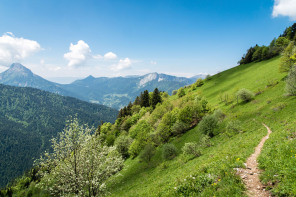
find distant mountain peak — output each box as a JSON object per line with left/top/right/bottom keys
{"left": 7, "top": 63, "right": 33, "bottom": 76}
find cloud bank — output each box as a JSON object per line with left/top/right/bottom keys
{"left": 272, "top": 0, "right": 296, "bottom": 20}
{"left": 0, "top": 32, "right": 41, "bottom": 66}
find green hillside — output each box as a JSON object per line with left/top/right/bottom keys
{"left": 2, "top": 24, "right": 296, "bottom": 196}
{"left": 105, "top": 56, "right": 296, "bottom": 196}
{"left": 5, "top": 55, "right": 296, "bottom": 196}
{"left": 0, "top": 84, "right": 118, "bottom": 188}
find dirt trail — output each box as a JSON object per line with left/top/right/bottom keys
{"left": 236, "top": 124, "right": 272, "bottom": 197}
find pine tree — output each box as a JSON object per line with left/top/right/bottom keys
{"left": 151, "top": 88, "right": 162, "bottom": 108}
{"left": 141, "top": 90, "right": 150, "bottom": 107}
{"left": 134, "top": 96, "right": 141, "bottom": 105}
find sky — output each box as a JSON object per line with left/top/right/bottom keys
{"left": 0, "top": 0, "right": 295, "bottom": 83}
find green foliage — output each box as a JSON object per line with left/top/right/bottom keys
{"left": 35, "top": 118, "right": 124, "bottom": 196}
{"left": 177, "top": 88, "right": 186, "bottom": 98}
{"left": 285, "top": 66, "right": 296, "bottom": 96}
{"left": 213, "top": 109, "right": 226, "bottom": 121}
{"left": 151, "top": 88, "right": 162, "bottom": 108}
{"left": 141, "top": 90, "right": 150, "bottom": 107}
{"left": 226, "top": 120, "right": 242, "bottom": 137}
{"left": 279, "top": 41, "right": 296, "bottom": 72}
{"left": 156, "top": 111, "right": 177, "bottom": 142}
{"left": 195, "top": 78, "right": 204, "bottom": 87}
{"left": 174, "top": 173, "right": 215, "bottom": 196}
{"left": 236, "top": 88, "right": 254, "bottom": 103}
{"left": 114, "top": 135, "right": 133, "bottom": 159}
{"left": 275, "top": 37, "right": 290, "bottom": 49}
{"left": 128, "top": 120, "right": 153, "bottom": 158}
{"left": 162, "top": 144, "right": 178, "bottom": 160}
{"left": 182, "top": 142, "right": 201, "bottom": 157}
{"left": 139, "top": 144, "right": 156, "bottom": 163}
{"left": 198, "top": 115, "right": 218, "bottom": 137}
{"left": 172, "top": 120, "right": 190, "bottom": 136}
{"left": 0, "top": 84, "right": 118, "bottom": 188}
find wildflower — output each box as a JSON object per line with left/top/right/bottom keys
{"left": 218, "top": 179, "right": 221, "bottom": 182}
{"left": 174, "top": 187, "right": 177, "bottom": 190}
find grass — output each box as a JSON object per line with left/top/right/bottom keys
{"left": 108, "top": 56, "right": 296, "bottom": 196}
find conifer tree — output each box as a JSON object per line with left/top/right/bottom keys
{"left": 151, "top": 88, "right": 162, "bottom": 108}
{"left": 141, "top": 90, "right": 150, "bottom": 107}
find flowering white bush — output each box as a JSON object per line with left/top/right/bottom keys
{"left": 35, "top": 118, "right": 124, "bottom": 196}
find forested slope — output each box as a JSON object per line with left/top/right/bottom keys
{"left": 0, "top": 84, "right": 118, "bottom": 188}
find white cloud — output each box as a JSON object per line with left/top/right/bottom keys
{"left": 111, "top": 58, "right": 132, "bottom": 71}
{"left": 272, "top": 0, "right": 296, "bottom": 20}
{"left": 0, "top": 32, "right": 41, "bottom": 66}
{"left": 104, "top": 52, "right": 117, "bottom": 60}
{"left": 64, "top": 40, "right": 91, "bottom": 67}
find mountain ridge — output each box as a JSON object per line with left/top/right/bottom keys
{"left": 0, "top": 63, "right": 206, "bottom": 109}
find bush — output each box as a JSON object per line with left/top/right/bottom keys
{"left": 226, "top": 120, "right": 242, "bottom": 136}
{"left": 171, "top": 120, "right": 189, "bottom": 135}
{"left": 199, "top": 135, "right": 212, "bottom": 147}
{"left": 177, "top": 88, "right": 186, "bottom": 98}
{"left": 236, "top": 88, "right": 254, "bottom": 103}
{"left": 195, "top": 78, "right": 204, "bottom": 87}
{"left": 162, "top": 144, "right": 178, "bottom": 160}
{"left": 213, "top": 109, "right": 225, "bottom": 121}
{"left": 114, "top": 135, "right": 133, "bottom": 159}
{"left": 139, "top": 144, "right": 156, "bottom": 163}
{"left": 198, "top": 115, "right": 218, "bottom": 137}
{"left": 285, "top": 66, "right": 296, "bottom": 96}
{"left": 172, "top": 90, "right": 178, "bottom": 95}
{"left": 182, "top": 142, "right": 201, "bottom": 157}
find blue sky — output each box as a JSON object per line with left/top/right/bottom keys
{"left": 0, "top": 0, "right": 295, "bottom": 83}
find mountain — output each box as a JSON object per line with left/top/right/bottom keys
{"left": 0, "top": 63, "right": 80, "bottom": 98}
{"left": 0, "top": 64, "right": 205, "bottom": 109}
{"left": 0, "top": 84, "right": 118, "bottom": 188}
{"left": 63, "top": 72, "right": 203, "bottom": 109}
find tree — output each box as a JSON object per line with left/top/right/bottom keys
{"left": 151, "top": 88, "right": 162, "bottom": 108}
{"left": 139, "top": 144, "right": 156, "bottom": 163}
{"left": 141, "top": 90, "right": 150, "bottom": 107}
{"left": 177, "top": 88, "right": 185, "bottom": 98}
{"left": 279, "top": 41, "right": 296, "bottom": 72}
{"left": 240, "top": 46, "right": 256, "bottom": 64}
{"left": 285, "top": 66, "right": 296, "bottom": 96}
{"left": 36, "top": 118, "right": 124, "bottom": 196}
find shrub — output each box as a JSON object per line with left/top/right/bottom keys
{"left": 182, "top": 142, "right": 201, "bottom": 157}
{"left": 171, "top": 120, "right": 189, "bottom": 135}
{"left": 236, "top": 88, "right": 254, "bottom": 103}
{"left": 226, "top": 120, "right": 242, "bottom": 136}
{"left": 199, "top": 135, "right": 212, "bottom": 147}
{"left": 139, "top": 144, "right": 156, "bottom": 163}
{"left": 213, "top": 109, "right": 225, "bottom": 121}
{"left": 198, "top": 115, "right": 218, "bottom": 137}
{"left": 114, "top": 135, "right": 133, "bottom": 159}
{"left": 285, "top": 66, "right": 296, "bottom": 96}
{"left": 162, "top": 144, "right": 178, "bottom": 160}
{"left": 128, "top": 140, "right": 145, "bottom": 158}
{"left": 177, "top": 88, "right": 186, "bottom": 98}
{"left": 195, "top": 78, "right": 204, "bottom": 87}
{"left": 172, "top": 90, "right": 178, "bottom": 95}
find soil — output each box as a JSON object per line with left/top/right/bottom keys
{"left": 236, "top": 124, "right": 272, "bottom": 197}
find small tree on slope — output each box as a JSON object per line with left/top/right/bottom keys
{"left": 35, "top": 118, "right": 124, "bottom": 196}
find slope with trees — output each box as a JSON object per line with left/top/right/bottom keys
{"left": 0, "top": 84, "right": 118, "bottom": 188}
